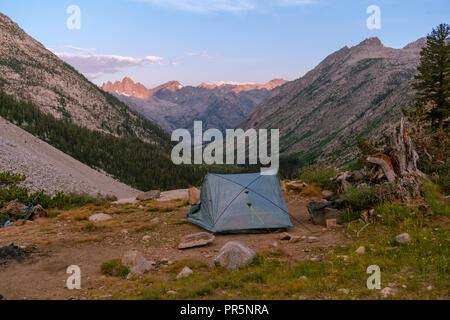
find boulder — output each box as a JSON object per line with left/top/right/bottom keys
{"left": 121, "top": 250, "right": 154, "bottom": 275}
{"left": 0, "top": 200, "right": 27, "bottom": 219}
{"left": 286, "top": 181, "right": 307, "bottom": 192}
{"left": 396, "top": 233, "right": 411, "bottom": 243}
{"left": 349, "top": 171, "right": 364, "bottom": 182}
{"left": 321, "top": 190, "right": 335, "bottom": 200}
{"left": 136, "top": 190, "right": 161, "bottom": 202}
{"left": 178, "top": 232, "right": 215, "bottom": 250}
{"left": 188, "top": 187, "right": 201, "bottom": 205}
{"left": 307, "top": 199, "right": 348, "bottom": 226}
{"left": 176, "top": 266, "right": 193, "bottom": 279}
{"left": 30, "top": 205, "right": 47, "bottom": 218}
{"left": 214, "top": 241, "right": 256, "bottom": 270}
{"left": 156, "top": 189, "right": 189, "bottom": 202}
{"left": 88, "top": 213, "right": 112, "bottom": 222}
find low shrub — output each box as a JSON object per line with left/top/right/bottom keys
{"left": 100, "top": 259, "right": 129, "bottom": 278}
{"left": 342, "top": 184, "right": 382, "bottom": 211}
{"left": 299, "top": 168, "right": 337, "bottom": 191}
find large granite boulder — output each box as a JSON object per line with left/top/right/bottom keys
{"left": 214, "top": 241, "right": 256, "bottom": 270}
{"left": 136, "top": 190, "right": 161, "bottom": 201}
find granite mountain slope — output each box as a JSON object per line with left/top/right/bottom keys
{"left": 0, "top": 13, "right": 167, "bottom": 145}
{"left": 239, "top": 37, "right": 426, "bottom": 166}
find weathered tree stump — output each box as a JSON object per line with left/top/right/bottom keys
{"left": 367, "top": 117, "right": 429, "bottom": 202}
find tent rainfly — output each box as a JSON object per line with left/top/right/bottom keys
{"left": 187, "top": 173, "right": 293, "bottom": 233}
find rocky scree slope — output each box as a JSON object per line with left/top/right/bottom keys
{"left": 0, "top": 116, "right": 139, "bottom": 197}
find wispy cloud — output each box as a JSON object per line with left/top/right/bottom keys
{"left": 186, "top": 51, "right": 210, "bottom": 58}
{"left": 62, "top": 45, "right": 96, "bottom": 53}
{"left": 133, "top": 0, "right": 316, "bottom": 13}
{"left": 54, "top": 52, "right": 164, "bottom": 76}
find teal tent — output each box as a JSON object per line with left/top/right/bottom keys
{"left": 187, "top": 173, "right": 293, "bottom": 233}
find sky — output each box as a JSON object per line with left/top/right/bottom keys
{"left": 0, "top": 0, "right": 448, "bottom": 88}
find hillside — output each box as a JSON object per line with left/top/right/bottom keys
{"left": 239, "top": 37, "right": 427, "bottom": 166}
{"left": 0, "top": 13, "right": 167, "bottom": 145}
{"left": 103, "top": 78, "right": 286, "bottom": 133}
{"left": 0, "top": 116, "right": 139, "bottom": 197}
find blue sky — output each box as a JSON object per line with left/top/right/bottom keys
{"left": 0, "top": 0, "right": 448, "bottom": 88}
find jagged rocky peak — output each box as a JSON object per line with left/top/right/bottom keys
{"left": 357, "top": 37, "right": 384, "bottom": 48}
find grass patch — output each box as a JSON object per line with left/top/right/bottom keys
{"left": 75, "top": 222, "right": 108, "bottom": 233}
{"left": 423, "top": 184, "right": 450, "bottom": 217}
{"left": 100, "top": 259, "right": 129, "bottom": 279}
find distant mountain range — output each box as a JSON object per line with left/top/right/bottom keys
{"left": 102, "top": 78, "right": 287, "bottom": 133}
{"left": 0, "top": 13, "right": 166, "bottom": 146}
{"left": 239, "top": 37, "right": 426, "bottom": 166}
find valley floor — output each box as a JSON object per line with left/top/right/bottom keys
{"left": 0, "top": 193, "right": 448, "bottom": 300}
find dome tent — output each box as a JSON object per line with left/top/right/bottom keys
{"left": 187, "top": 173, "right": 293, "bottom": 233}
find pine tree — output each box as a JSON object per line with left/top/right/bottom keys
{"left": 413, "top": 23, "right": 450, "bottom": 132}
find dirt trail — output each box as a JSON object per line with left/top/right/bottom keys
{"left": 0, "top": 197, "right": 347, "bottom": 300}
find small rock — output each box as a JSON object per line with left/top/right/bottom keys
{"left": 136, "top": 190, "right": 161, "bottom": 201}
{"left": 380, "top": 287, "right": 398, "bottom": 298}
{"left": 68, "top": 296, "right": 80, "bottom": 300}
{"left": 310, "top": 256, "right": 321, "bottom": 262}
{"left": 338, "top": 288, "right": 350, "bottom": 294}
{"left": 307, "top": 236, "right": 319, "bottom": 243}
{"left": 337, "top": 255, "right": 349, "bottom": 261}
{"left": 167, "top": 290, "right": 178, "bottom": 295}
{"left": 396, "top": 233, "right": 411, "bottom": 244}
{"left": 160, "top": 258, "right": 170, "bottom": 265}
{"left": 188, "top": 187, "right": 201, "bottom": 205}
{"left": 427, "top": 285, "right": 433, "bottom": 291}
{"left": 122, "top": 250, "right": 154, "bottom": 275}
{"left": 178, "top": 232, "right": 215, "bottom": 250}
{"left": 214, "top": 241, "right": 256, "bottom": 270}
{"left": 355, "top": 246, "right": 366, "bottom": 254}
{"left": 88, "top": 213, "right": 112, "bottom": 222}
{"left": 279, "top": 232, "right": 292, "bottom": 241}
{"left": 150, "top": 217, "right": 160, "bottom": 224}
{"left": 326, "top": 219, "right": 337, "bottom": 229}
{"left": 299, "top": 276, "right": 308, "bottom": 280}
{"left": 272, "top": 241, "right": 279, "bottom": 248}
{"left": 121, "top": 229, "right": 129, "bottom": 235}
{"left": 322, "top": 190, "right": 334, "bottom": 200}
{"left": 289, "top": 236, "right": 302, "bottom": 243}
{"left": 142, "top": 235, "right": 151, "bottom": 242}
{"left": 176, "top": 266, "right": 193, "bottom": 279}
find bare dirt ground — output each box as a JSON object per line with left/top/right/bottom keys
{"left": 0, "top": 195, "right": 348, "bottom": 300}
